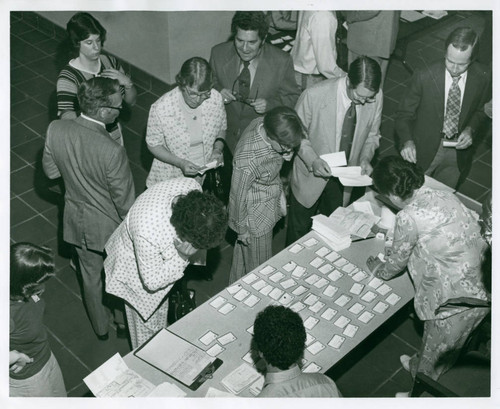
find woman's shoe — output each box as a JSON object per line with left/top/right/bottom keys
{"left": 400, "top": 354, "right": 412, "bottom": 372}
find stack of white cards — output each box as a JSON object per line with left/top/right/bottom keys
{"left": 311, "top": 214, "right": 351, "bottom": 251}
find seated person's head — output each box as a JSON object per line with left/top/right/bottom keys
{"left": 231, "top": 12, "right": 269, "bottom": 62}
{"left": 347, "top": 56, "right": 381, "bottom": 105}
{"left": 372, "top": 155, "right": 425, "bottom": 202}
{"left": 263, "top": 106, "right": 304, "bottom": 160}
{"left": 10, "top": 243, "right": 55, "bottom": 301}
{"left": 77, "top": 77, "right": 122, "bottom": 123}
{"left": 176, "top": 57, "right": 214, "bottom": 109}
{"left": 253, "top": 306, "right": 306, "bottom": 370}
{"left": 170, "top": 190, "right": 227, "bottom": 250}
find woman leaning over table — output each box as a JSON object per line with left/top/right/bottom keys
{"left": 366, "top": 156, "right": 490, "bottom": 386}
{"left": 145, "top": 57, "right": 226, "bottom": 188}
{"left": 57, "top": 12, "right": 137, "bottom": 145}
{"left": 104, "top": 177, "right": 227, "bottom": 349}
{"left": 228, "top": 107, "right": 303, "bottom": 284}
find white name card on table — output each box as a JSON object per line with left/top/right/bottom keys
{"left": 84, "top": 353, "right": 156, "bottom": 397}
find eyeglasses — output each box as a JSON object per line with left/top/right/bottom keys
{"left": 232, "top": 77, "right": 259, "bottom": 105}
{"left": 351, "top": 88, "right": 376, "bottom": 104}
{"left": 183, "top": 87, "right": 212, "bottom": 99}
{"left": 100, "top": 105, "right": 124, "bottom": 112}
{"left": 274, "top": 142, "right": 295, "bottom": 156}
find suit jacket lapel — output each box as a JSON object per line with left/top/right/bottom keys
{"left": 251, "top": 46, "right": 268, "bottom": 99}
{"left": 222, "top": 49, "right": 240, "bottom": 90}
{"left": 459, "top": 64, "right": 478, "bottom": 129}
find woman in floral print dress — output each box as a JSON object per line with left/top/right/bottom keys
{"left": 366, "top": 156, "right": 490, "bottom": 382}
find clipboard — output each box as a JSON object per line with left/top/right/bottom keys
{"left": 134, "top": 329, "right": 223, "bottom": 391}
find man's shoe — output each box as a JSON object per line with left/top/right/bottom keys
{"left": 97, "top": 332, "right": 109, "bottom": 341}
{"left": 400, "top": 354, "right": 412, "bottom": 372}
{"left": 395, "top": 392, "right": 410, "bottom": 398}
{"left": 116, "top": 324, "right": 128, "bottom": 339}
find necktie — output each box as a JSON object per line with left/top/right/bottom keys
{"left": 443, "top": 76, "right": 461, "bottom": 138}
{"left": 339, "top": 102, "right": 357, "bottom": 160}
{"left": 237, "top": 61, "right": 251, "bottom": 101}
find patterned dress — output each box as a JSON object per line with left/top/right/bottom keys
{"left": 146, "top": 87, "right": 227, "bottom": 187}
{"left": 375, "top": 187, "right": 490, "bottom": 379}
{"left": 228, "top": 118, "right": 285, "bottom": 284}
{"left": 56, "top": 54, "right": 127, "bottom": 145}
{"left": 104, "top": 178, "right": 201, "bottom": 348}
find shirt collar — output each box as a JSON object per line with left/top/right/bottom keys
{"left": 80, "top": 113, "right": 106, "bottom": 129}
{"left": 264, "top": 364, "right": 302, "bottom": 385}
{"left": 445, "top": 68, "right": 468, "bottom": 85}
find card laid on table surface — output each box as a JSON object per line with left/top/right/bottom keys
{"left": 321, "top": 307, "right": 338, "bottom": 321}
{"left": 242, "top": 273, "right": 259, "bottom": 284}
{"left": 269, "top": 271, "right": 285, "bottom": 283}
{"left": 386, "top": 293, "right": 401, "bottom": 305}
{"left": 210, "top": 295, "right": 227, "bottom": 309}
{"left": 334, "top": 294, "right": 352, "bottom": 307}
{"left": 323, "top": 285, "right": 339, "bottom": 297}
{"left": 348, "top": 302, "right": 365, "bottom": 315}
{"left": 309, "top": 300, "right": 325, "bottom": 313}
{"left": 280, "top": 278, "right": 297, "bottom": 289}
{"left": 233, "top": 288, "right": 250, "bottom": 301}
{"left": 217, "top": 332, "right": 236, "bottom": 346}
{"left": 269, "top": 287, "right": 284, "bottom": 300}
{"left": 303, "top": 237, "right": 319, "bottom": 247}
{"left": 244, "top": 294, "right": 261, "bottom": 308}
{"left": 305, "top": 274, "right": 321, "bottom": 285}
{"left": 313, "top": 277, "right": 329, "bottom": 289}
{"left": 259, "top": 265, "right": 275, "bottom": 275}
{"left": 252, "top": 279, "right": 267, "bottom": 291}
{"left": 334, "top": 315, "right": 351, "bottom": 329}
{"left": 288, "top": 243, "right": 304, "bottom": 254}
{"left": 282, "top": 261, "right": 297, "bottom": 272}
{"left": 199, "top": 330, "right": 218, "bottom": 345}
{"left": 218, "top": 303, "right": 236, "bottom": 315}
{"left": 307, "top": 341, "right": 325, "bottom": 355}
{"left": 373, "top": 301, "right": 389, "bottom": 314}
{"left": 304, "top": 316, "right": 319, "bottom": 330}
{"left": 316, "top": 246, "right": 330, "bottom": 257}
{"left": 376, "top": 283, "right": 392, "bottom": 296}
{"left": 278, "top": 293, "right": 294, "bottom": 305}
{"left": 361, "top": 290, "right": 377, "bottom": 303}
{"left": 368, "top": 277, "right": 384, "bottom": 289}
{"left": 352, "top": 270, "right": 368, "bottom": 282}
{"left": 227, "top": 283, "right": 242, "bottom": 295}
{"left": 290, "top": 301, "right": 306, "bottom": 313}
{"left": 302, "top": 362, "right": 322, "bottom": 373}
{"left": 319, "top": 263, "right": 334, "bottom": 274}
{"left": 328, "top": 334, "right": 345, "bottom": 349}
{"left": 305, "top": 333, "right": 316, "bottom": 346}
{"left": 259, "top": 284, "right": 273, "bottom": 296}
{"left": 292, "top": 265, "right": 307, "bottom": 278}
{"left": 328, "top": 269, "right": 343, "bottom": 282}
{"left": 292, "top": 285, "right": 309, "bottom": 296}
{"left": 325, "top": 251, "right": 340, "bottom": 262}
{"left": 358, "top": 311, "right": 375, "bottom": 323}
{"left": 343, "top": 324, "right": 359, "bottom": 338}
{"left": 206, "top": 344, "right": 225, "bottom": 357}
{"left": 349, "top": 283, "right": 365, "bottom": 295}
{"left": 310, "top": 257, "right": 324, "bottom": 268}
{"left": 303, "top": 293, "right": 319, "bottom": 305}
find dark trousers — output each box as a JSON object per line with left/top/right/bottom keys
{"left": 286, "top": 177, "right": 344, "bottom": 246}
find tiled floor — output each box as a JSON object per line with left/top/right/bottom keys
{"left": 10, "top": 11, "right": 491, "bottom": 397}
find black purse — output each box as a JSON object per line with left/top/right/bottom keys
{"left": 167, "top": 277, "right": 196, "bottom": 325}
{"left": 202, "top": 140, "right": 232, "bottom": 205}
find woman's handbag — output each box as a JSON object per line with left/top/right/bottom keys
{"left": 167, "top": 277, "right": 196, "bottom": 325}
{"left": 202, "top": 140, "right": 232, "bottom": 205}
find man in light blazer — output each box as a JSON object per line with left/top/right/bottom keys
{"left": 395, "top": 27, "right": 491, "bottom": 189}
{"left": 286, "top": 57, "right": 382, "bottom": 245}
{"left": 43, "top": 77, "right": 135, "bottom": 340}
{"left": 209, "top": 11, "right": 301, "bottom": 153}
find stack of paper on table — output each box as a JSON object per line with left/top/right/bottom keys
{"left": 220, "top": 363, "right": 263, "bottom": 395}
{"left": 329, "top": 207, "right": 380, "bottom": 239}
{"left": 83, "top": 353, "right": 186, "bottom": 397}
{"left": 311, "top": 214, "right": 351, "bottom": 251}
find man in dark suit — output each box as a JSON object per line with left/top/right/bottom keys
{"left": 395, "top": 27, "right": 490, "bottom": 188}
{"left": 209, "top": 11, "right": 301, "bottom": 153}
{"left": 43, "top": 77, "right": 135, "bottom": 340}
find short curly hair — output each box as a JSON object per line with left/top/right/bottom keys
{"left": 253, "top": 306, "right": 306, "bottom": 370}
{"left": 170, "top": 190, "right": 227, "bottom": 249}
{"left": 372, "top": 155, "right": 425, "bottom": 201}
{"left": 11, "top": 242, "right": 55, "bottom": 300}
{"left": 77, "top": 77, "right": 120, "bottom": 116}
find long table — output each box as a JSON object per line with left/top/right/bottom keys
{"left": 123, "top": 192, "right": 415, "bottom": 397}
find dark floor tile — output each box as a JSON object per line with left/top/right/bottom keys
{"left": 378, "top": 136, "right": 397, "bottom": 156}
{"left": 371, "top": 370, "right": 414, "bottom": 397}
{"left": 11, "top": 11, "right": 22, "bottom": 22}
{"left": 11, "top": 122, "right": 40, "bottom": 147}
{"left": 23, "top": 112, "right": 53, "bottom": 137}
{"left": 331, "top": 358, "right": 388, "bottom": 397}
{"left": 26, "top": 55, "right": 60, "bottom": 81}
{"left": 391, "top": 315, "right": 423, "bottom": 350}
{"left": 136, "top": 90, "right": 159, "bottom": 112}
{"left": 17, "top": 28, "right": 51, "bottom": 44}
{"left": 11, "top": 214, "right": 57, "bottom": 244}
{"left": 129, "top": 65, "right": 152, "bottom": 90}
{"left": 10, "top": 151, "right": 28, "bottom": 172}
{"left": 123, "top": 128, "right": 147, "bottom": 168}
{"left": 456, "top": 179, "right": 488, "bottom": 203}
{"left": 10, "top": 20, "right": 35, "bottom": 35}
{"left": 386, "top": 60, "right": 411, "bottom": 85}
{"left": 11, "top": 65, "right": 39, "bottom": 84}
{"left": 476, "top": 147, "right": 492, "bottom": 167}
{"left": 44, "top": 237, "right": 72, "bottom": 274}
{"left": 12, "top": 136, "right": 45, "bottom": 164}
{"left": 10, "top": 165, "right": 36, "bottom": 196}
{"left": 121, "top": 105, "right": 148, "bottom": 137}
{"left": 467, "top": 160, "right": 492, "bottom": 188}
{"left": 47, "top": 332, "right": 91, "bottom": 393}
{"left": 41, "top": 205, "right": 59, "bottom": 227}
{"left": 54, "top": 265, "right": 82, "bottom": 300}
{"left": 18, "top": 187, "right": 60, "bottom": 213}
{"left": 15, "top": 75, "right": 55, "bottom": 98}
{"left": 10, "top": 197, "right": 37, "bottom": 226}
{"left": 380, "top": 119, "right": 395, "bottom": 141}
{"left": 11, "top": 98, "right": 47, "bottom": 122}
{"left": 11, "top": 86, "right": 28, "bottom": 105}
{"left": 36, "top": 37, "right": 64, "bottom": 57}
{"left": 11, "top": 38, "right": 48, "bottom": 63}
{"left": 129, "top": 162, "right": 148, "bottom": 195}
{"left": 384, "top": 83, "right": 406, "bottom": 106}
{"left": 417, "top": 45, "right": 443, "bottom": 63}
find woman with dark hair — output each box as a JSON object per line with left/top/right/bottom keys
{"left": 146, "top": 57, "right": 227, "bottom": 187}
{"left": 104, "top": 177, "right": 227, "bottom": 348}
{"left": 228, "top": 106, "right": 303, "bottom": 283}
{"left": 57, "top": 12, "right": 137, "bottom": 145}
{"left": 366, "top": 156, "right": 490, "bottom": 386}
{"left": 10, "top": 243, "right": 66, "bottom": 397}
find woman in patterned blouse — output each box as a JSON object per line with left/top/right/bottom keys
{"left": 56, "top": 12, "right": 137, "bottom": 145}
{"left": 366, "top": 156, "right": 490, "bottom": 384}
{"left": 145, "top": 57, "right": 227, "bottom": 188}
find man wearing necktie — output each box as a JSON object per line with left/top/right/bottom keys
{"left": 286, "top": 56, "right": 383, "bottom": 245}
{"left": 43, "top": 77, "right": 135, "bottom": 341}
{"left": 396, "top": 27, "right": 491, "bottom": 188}
{"left": 210, "top": 11, "right": 300, "bottom": 153}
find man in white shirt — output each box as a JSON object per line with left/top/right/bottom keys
{"left": 395, "top": 27, "right": 491, "bottom": 188}
{"left": 291, "top": 11, "right": 345, "bottom": 90}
